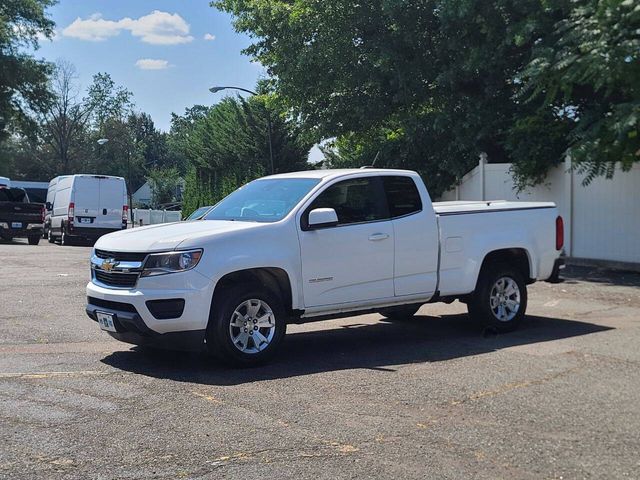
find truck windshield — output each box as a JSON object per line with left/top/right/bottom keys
{"left": 203, "top": 178, "right": 320, "bottom": 223}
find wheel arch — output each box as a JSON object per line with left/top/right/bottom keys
{"left": 477, "top": 248, "right": 533, "bottom": 287}
{"left": 211, "top": 267, "right": 294, "bottom": 314}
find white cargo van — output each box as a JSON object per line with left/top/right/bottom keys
{"left": 49, "top": 175, "right": 128, "bottom": 245}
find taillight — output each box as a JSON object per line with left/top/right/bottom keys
{"left": 556, "top": 216, "right": 564, "bottom": 251}
{"left": 68, "top": 202, "right": 75, "bottom": 222}
{"left": 122, "top": 205, "right": 129, "bottom": 223}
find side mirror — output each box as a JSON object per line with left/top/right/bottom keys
{"left": 45, "top": 202, "right": 52, "bottom": 210}
{"left": 308, "top": 208, "right": 338, "bottom": 229}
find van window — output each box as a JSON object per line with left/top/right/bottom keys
{"left": 307, "top": 177, "right": 389, "bottom": 226}
{"left": 382, "top": 176, "right": 422, "bottom": 218}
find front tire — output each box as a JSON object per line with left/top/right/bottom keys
{"left": 468, "top": 263, "right": 527, "bottom": 332}
{"left": 206, "top": 285, "right": 286, "bottom": 367}
{"left": 47, "top": 229, "right": 54, "bottom": 243}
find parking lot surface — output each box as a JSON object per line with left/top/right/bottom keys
{"left": 1, "top": 240, "right": 639, "bottom": 479}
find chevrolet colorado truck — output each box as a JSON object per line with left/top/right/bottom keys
{"left": 86, "top": 169, "right": 564, "bottom": 366}
{"left": 0, "top": 187, "right": 44, "bottom": 245}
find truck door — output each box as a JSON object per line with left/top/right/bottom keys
{"left": 298, "top": 176, "right": 395, "bottom": 308}
{"left": 98, "top": 177, "right": 125, "bottom": 230}
{"left": 382, "top": 176, "right": 439, "bottom": 297}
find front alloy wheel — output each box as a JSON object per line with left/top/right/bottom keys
{"left": 207, "top": 285, "right": 286, "bottom": 367}
{"left": 229, "top": 299, "right": 276, "bottom": 354}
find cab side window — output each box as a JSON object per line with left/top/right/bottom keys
{"left": 382, "top": 176, "right": 422, "bottom": 218}
{"left": 307, "top": 177, "right": 389, "bottom": 226}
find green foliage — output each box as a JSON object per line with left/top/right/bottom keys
{"left": 216, "top": 0, "right": 573, "bottom": 192}
{"left": 85, "top": 72, "right": 134, "bottom": 128}
{"left": 147, "top": 166, "right": 180, "bottom": 207}
{"left": 217, "top": 0, "right": 638, "bottom": 190}
{"left": 178, "top": 94, "right": 312, "bottom": 217}
{"left": 0, "top": 0, "right": 56, "bottom": 141}
{"left": 520, "top": 0, "right": 640, "bottom": 183}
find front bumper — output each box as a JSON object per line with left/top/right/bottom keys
{"left": 85, "top": 268, "right": 214, "bottom": 350}
{"left": 68, "top": 226, "right": 123, "bottom": 240}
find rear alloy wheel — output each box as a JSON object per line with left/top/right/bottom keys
{"left": 207, "top": 285, "right": 286, "bottom": 367}
{"left": 468, "top": 263, "right": 527, "bottom": 332}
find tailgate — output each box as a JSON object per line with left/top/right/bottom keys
{"left": 0, "top": 202, "right": 43, "bottom": 224}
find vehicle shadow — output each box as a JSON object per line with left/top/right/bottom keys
{"left": 101, "top": 313, "right": 612, "bottom": 386}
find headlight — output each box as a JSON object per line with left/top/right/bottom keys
{"left": 141, "top": 249, "right": 203, "bottom": 277}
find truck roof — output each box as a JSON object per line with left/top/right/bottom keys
{"left": 263, "top": 168, "right": 417, "bottom": 180}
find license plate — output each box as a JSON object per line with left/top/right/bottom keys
{"left": 96, "top": 311, "right": 117, "bottom": 332}
{"left": 11, "top": 222, "right": 22, "bottom": 228}
{"left": 79, "top": 217, "right": 91, "bottom": 224}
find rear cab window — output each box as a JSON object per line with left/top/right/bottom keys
{"left": 0, "top": 188, "right": 29, "bottom": 203}
{"left": 382, "top": 176, "right": 422, "bottom": 218}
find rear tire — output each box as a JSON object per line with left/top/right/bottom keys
{"left": 468, "top": 262, "right": 527, "bottom": 332}
{"left": 379, "top": 304, "right": 421, "bottom": 321}
{"left": 206, "top": 284, "right": 286, "bottom": 367}
{"left": 60, "top": 226, "right": 71, "bottom": 246}
{"left": 28, "top": 235, "right": 40, "bottom": 245}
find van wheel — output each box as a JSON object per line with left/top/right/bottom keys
{"left": 28, "top": 235, "right": 40, "bottom": 245}
{"left": 60, "top": 227, "right": 72, "bottom": 246}
{"left": 379, "top": 304, "right": 421, "bottom": 321}
{"left": 206, "top": 285, "right": 286, "bottom": 367}
{"left": 468, "top": 263, "right": 527, "bottom": 332}
{"left": 47, "top": 229, "right": 54, "bottom": 243}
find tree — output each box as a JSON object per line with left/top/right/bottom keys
{"left": 178, "top": 94, "right": 312, "bottom": 216}
{"left": 519, "top": 0, "right": 640, "bottom": 184}
{"left": 147, "top": 166, "right": 181, "bottom": 207}
{"left": 218, "top": 0, "right": 619, "bottom": 194}
{"left": 39, "top": 60, "right": 93, "bottom": 174}
{"left": 85, "top": 72, "right": 133, "bottom": 128}
{"left": 0, "top": 0, "right": 55, "bottom": 142}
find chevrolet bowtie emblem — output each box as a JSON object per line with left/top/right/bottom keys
{"left": 101, "top": 258, "right": 119, "bottom": 272}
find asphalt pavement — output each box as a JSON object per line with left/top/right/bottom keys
{"left": 1, "top": 240, "right": 639, "bottom": 479}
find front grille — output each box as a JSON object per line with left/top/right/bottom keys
{"left": 95, "top": 249, "right": 148, "bottom": 263}
{"left": 87, "top": 296, "right": 138, "bottom": 313}
{"left": 94, "top": 270, "right": 139, "bottom": 288}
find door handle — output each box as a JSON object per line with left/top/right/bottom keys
{"left": 368, "top": 233, "right": 389, "bottom": 241}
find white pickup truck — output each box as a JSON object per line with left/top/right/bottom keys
{"left": 86, "top": 169, "right": 564, "bottom": 366}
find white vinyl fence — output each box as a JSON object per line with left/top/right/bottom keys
{"left": 132, "top": 209, "right": 181, "bottom": 226}
{"left": 440, "top": 154, "right": 640, "bottom": 265}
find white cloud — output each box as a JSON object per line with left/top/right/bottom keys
{"left": 135, "top": 59, "right": 171, "bottom": 70}
{"left": 203, "top": 33, "right": 216, "bottom": 41}
{"left": 62, "top": 11, "right": 193, "bottom": 45}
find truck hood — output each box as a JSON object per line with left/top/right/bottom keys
{"left": 94, "top": 220, "right": 265, "bottom": 252}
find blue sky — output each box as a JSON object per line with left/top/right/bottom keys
{"left": 36, "top": 0, "right": 263, "bottom": 132}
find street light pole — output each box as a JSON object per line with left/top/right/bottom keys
{"left": 209, "top": 86, "right": 275, "bottom": 174}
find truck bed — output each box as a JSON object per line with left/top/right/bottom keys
{"left": 433, "top": 200, "right": 556, "bottom": 216}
